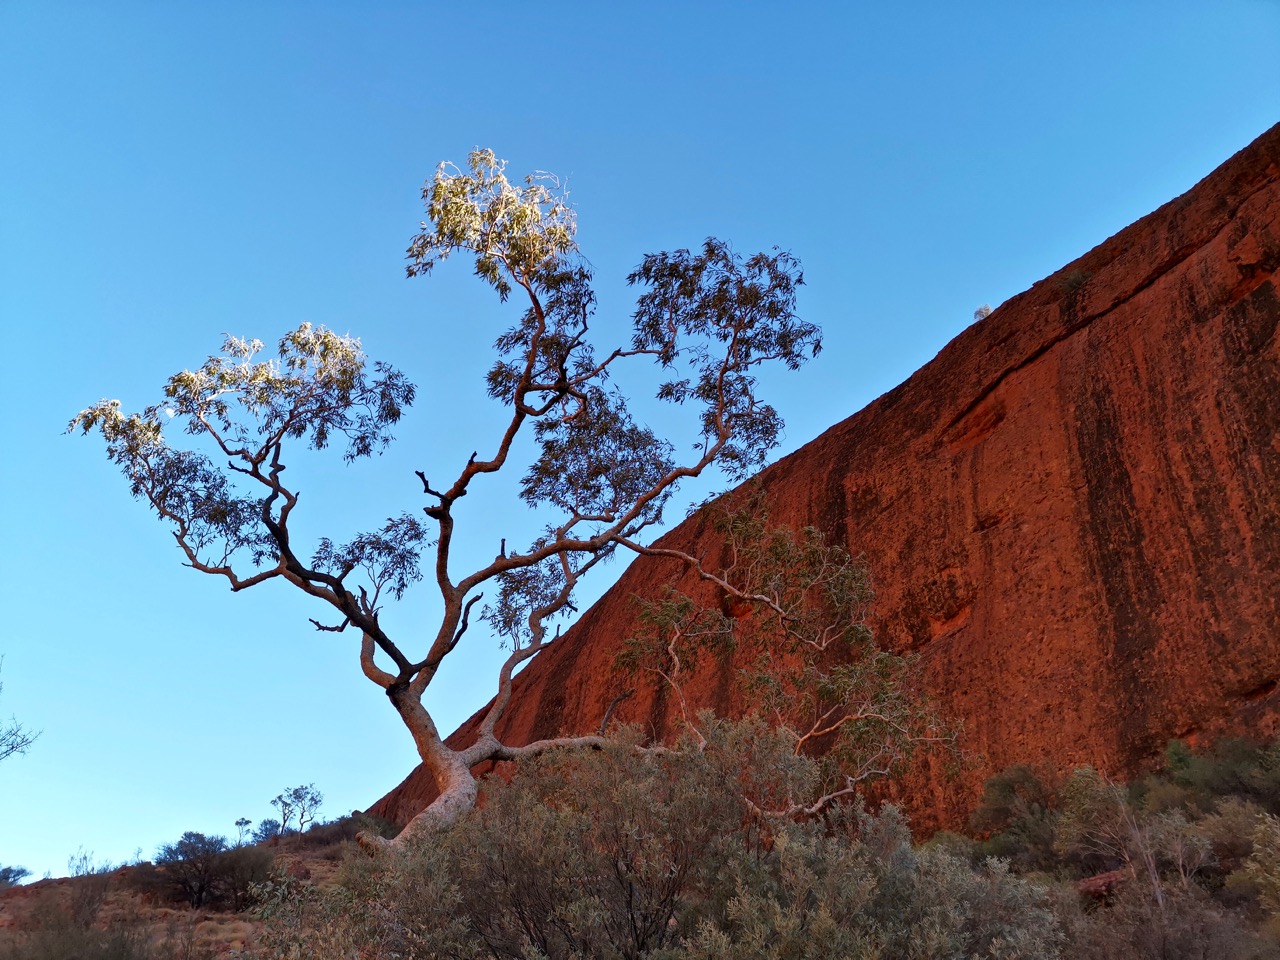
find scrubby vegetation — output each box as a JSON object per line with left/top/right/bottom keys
{"left": 0, "top": 784, "right": 401, "bottom": 959}
{"left": 955, "top": 735, "right": 1280, "bottom": 957}
{"left": 3, "top": 732, "right": 1276, "bottom": 957}
{"left": 0, "top": 850, "right": 219, "bottom": 960}
{"left": 0, "top": 917, "right": 217, "bottom": 960}
{"left": 249, "top": 727, "right": 1280, "bottom": 960}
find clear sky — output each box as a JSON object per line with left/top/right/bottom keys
{"left": 1, "top": 2, "right": 1276, "bottom": 881}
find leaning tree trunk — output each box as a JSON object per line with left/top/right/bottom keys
{"left": 358, "top": 688, "right": 481, "bottom": 851}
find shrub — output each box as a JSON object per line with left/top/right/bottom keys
{"left": 155, "top": 833, "right": 228, "bottom": 908}
{"left": 218, "top": 844, "right": 274, "bottom": 911}
{"left": 969, "top": 765, "right": 1057, "bottom": 873}
{"left": 0, "top": 908, "right": 216, "bottom": 960}
{"left": 270, "top": 810, "right": 398, "bottom": 857}
{"left": 252, "top": 730, "right": 1280, "bottom": 959}
{"left": 250, "top": 819, "right": 282, "bottom": 845}
{"left": 254, "top": 721, "right": 1065, "bottom": 959}
{"left": 153, "top": 831, "right": 272, "bottom": 911}
{"left": 0, "top": 923, "right": 153, "bottom": 960}
{"left": 65, "top": 849, "right": 112, "bottom": 930}
{"left": 0, "top": 866, "right": 29, "bottom": 889}
{"left": 1246, "top": 813, "right": 1280, "bottom": 916}
{"left": 1055, "top": 879, "right": 1280, "bottom": 960}
{"left": 1158, "top": 738, "right": 1280, "bottom": 815}
{"left": 0, "top": 850, "right": 211, "bottom": 960}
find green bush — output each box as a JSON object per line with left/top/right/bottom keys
{"left": 254, "top": 721, "right": 1064, "bottom": 959}
{"left": 968, "top": 765, "right": 1057, "bottom": 873}
{"left": 250, "top": 730, "right": 1280, "bottom": 959}
{"left": 152, "top": 831, "right": 273, "bottom": 910}
{"left": 1156, "top": 738, "right": 1280, "bottom": 815}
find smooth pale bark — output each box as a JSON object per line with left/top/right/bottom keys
{"left": 357, "top": 687, "right": 480, "bottom": 849}
{"left": 359, "top": 695, "right": 618, "bottom": 850}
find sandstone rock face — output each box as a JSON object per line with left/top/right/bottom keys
{"left": 371, "top": 123, "right": 1280, "bottom": 830}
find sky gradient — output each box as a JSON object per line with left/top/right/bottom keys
{"left": 1, "top": 2, "right": 1278, "bottom": 880}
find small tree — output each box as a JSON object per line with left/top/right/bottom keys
{"left": 156, "top": 831, "right": 230, "bottom": 908}
{"left": 270, "top": 792, "right": 296, "bottom": 836}
{"left": 72, "top": 150, "right": 823, "bottom": 848}
{"left": 252, "top": 819, "right": 283, "bottom": 844}
{"left": 289, "top": 783, "right": 323, "bottom": 833}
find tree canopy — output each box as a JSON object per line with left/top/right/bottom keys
{"left": 71, "top": 150, "right": 876, "bottom": 846}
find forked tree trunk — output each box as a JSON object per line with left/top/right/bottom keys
{"left": 357, "top": 688, "right": 481, "bottom": 851}
{"left": 393, "top": 753, "right": 479, "bottom": 844}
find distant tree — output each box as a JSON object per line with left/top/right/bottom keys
{"left": 252, "top": 819, "right": 283, "bottom": 844}
{"left": 288, "top": 784, "right": 323, "bottom": 832}
{"left": 0, "top": 864, "right": 30, "bottom": 888}
{"left": 270, "top": 784, "right": 323, "bottom": 835}
{"left": 270, "top": 792, "right": 296, "bottom": 836}
{"left": 71, "top": 149, "right": 824, "bottom": 849}
{"left": 974, "top": 303, "right": 993, "bottom": 320}
{"left": 155, "top": 831, "right": 229, "bottom": 908}
{"left": 0, "top": 658, "right": 38, "bottom": 764}
{"left": 234, "top": 817, "right": 252, "bottom": 846}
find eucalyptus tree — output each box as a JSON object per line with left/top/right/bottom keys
{"left": 72, "top": 151, "right": 820, "bottom": 848}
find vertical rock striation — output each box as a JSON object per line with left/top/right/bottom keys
{"left": 371, "top": 123, "right": 1280, "bottom": 829}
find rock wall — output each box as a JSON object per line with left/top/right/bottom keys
{"left": 371, "top": 123, "right": 1280, "bottom": 829}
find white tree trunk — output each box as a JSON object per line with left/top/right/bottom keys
{"left": 358, "top": 689, "right": 481, "bottom": 851}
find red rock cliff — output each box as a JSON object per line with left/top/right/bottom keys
{"left": 371, "top": 123, "right": 1280, "bottom": 829}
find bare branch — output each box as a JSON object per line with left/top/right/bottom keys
{"left": 360, "top": 633, "right": 396, "bottom": 690}
{"left": 309, "top": 616, "right": 351, "bottom": 633}
{"left": 478, "top": 733, "right": 612, "bottom": 765}
{"left": 598, "top": 689, "right": 635, "bottom": 736}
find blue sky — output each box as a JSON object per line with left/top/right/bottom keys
{"left": 1, "top": 2, "right": 1276, "bottom": 880}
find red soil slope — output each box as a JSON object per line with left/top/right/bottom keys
{"left": 371, "top": 123, "right": 1280, "bottom": 829}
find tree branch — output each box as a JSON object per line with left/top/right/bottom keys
{"left": 360, "top": 632, "right": 396, "bottom": 690}
{"left": 309, "top": 616, "right": 351, "bottom": 633}
{"left": 598, "top": 689, "right": 635, "bottom": 736}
